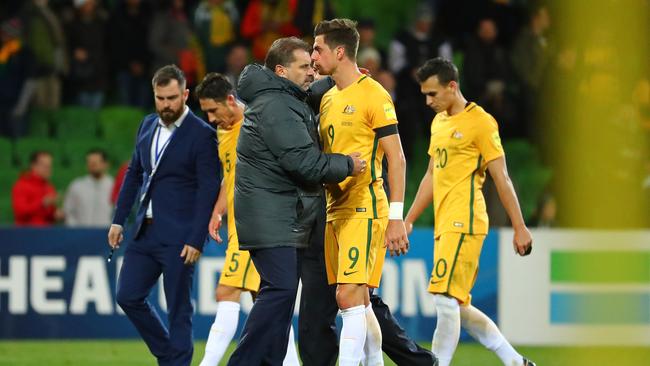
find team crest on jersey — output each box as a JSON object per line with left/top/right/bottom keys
{"left": 452, "top": 130, "right": 463, "bottom": 139}
{"left": 343, "top": 105, "right": 356, "bottom": 114}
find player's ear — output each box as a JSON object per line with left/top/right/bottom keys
{"left": 448, "top": 80, "right": 458, "bottom": 92}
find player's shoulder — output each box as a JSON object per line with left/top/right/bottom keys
{"left": 358, "top": 76, "right": 391, "bottom": 98}
{"left": 467, "top": 102, "right": 498, "bottom": 129}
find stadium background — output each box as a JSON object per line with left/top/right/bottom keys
{"left": 1, "top": 0, "right": 649, "bottom": 365}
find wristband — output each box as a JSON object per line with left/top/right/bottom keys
{"left": 388, "top": 202, "right": 404, "bottom": 220}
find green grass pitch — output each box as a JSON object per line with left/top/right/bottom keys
{"left": 0, "top": 340, "right": 649, "bottom": 365}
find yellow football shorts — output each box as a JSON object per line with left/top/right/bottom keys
{"left": 218, "top": 236, "right": 260, "bottom": 292}
{"left": 428, "top": 232, "right": 485, "bottom": 304}
{"left": 324, "top": 218, "right": 388, "bottom": 288}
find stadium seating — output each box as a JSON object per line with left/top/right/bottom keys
{"left": 53, "top": 106, "right": 99, "bottom": 139}
{"left": 0, "top": 137, "right": 13, "bottom": 168}
{"left": 27, "top": 109, "right": 52, "bottom": 138}
{"left": 14, "top": 138, "right": 62, "bottom": 168}
{"left": 99, "top": 106, "right": 145, "bottom": 142}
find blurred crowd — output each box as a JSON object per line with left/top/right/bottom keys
{"left": 1, "top": 0, "right": 648, "bottom": 227}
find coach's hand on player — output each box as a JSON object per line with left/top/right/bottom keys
{"left": 208, "top": 213, "right": 223, "bottom": 243}
{"left": 348, "top": 152, "right": 367, "bottom": 176}
{"left": 513, "top": 225, "right": 533, "bottom": 256}
{"left": 107, "top": 224, "right": 124, "bottom": 249}
{"left": 180, "top": 245, "right": 201, "bottom": 265}
{"left": 385, "top": 220, "right": 409, "bottom": 257}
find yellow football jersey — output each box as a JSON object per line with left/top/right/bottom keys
{"left": 217, "top": 119, "right": 243, "bottom": 242}
{"left": 319, "top": 75, "right": 397, "bottom": 221}
{"left": 428, "top": 102, "right": 504, "bottom": 237}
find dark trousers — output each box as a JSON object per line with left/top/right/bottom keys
{"left": 298, "top": 205, "right": 438, "bottom": 366}
{"left": 228, "top": 246, "right": 300, "bottom": 366}
{"left": 116, "top": 222, "right": 195, "bottom": 366}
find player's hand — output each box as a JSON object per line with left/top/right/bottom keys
{"left": 108, "top": 224, "right": 124, "bottom": 249}
{"left": 208, "top": 214, "right": 223, "bottom": 243}
{"left": 385, "top": 220, "right": 409, "bottom": 257}
{"left": 348, "top": 152, "right": 367, "bottom": 176}
{"left": 513, "top": 225, "right": 533, "bottom": 256}
{"left": 404, "top": 219, "right": 414, "bottom": 235}
{"left": 180, "top": 245, "right": 201, "bottom": 265}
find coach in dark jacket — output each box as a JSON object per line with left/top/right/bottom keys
{"left": 227, "top": 37, "right": 364, "bottom": 366}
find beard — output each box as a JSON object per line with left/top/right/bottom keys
{"left": 158, "top": 105, "right": 183, "bottom": 124}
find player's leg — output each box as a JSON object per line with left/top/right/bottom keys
{"left": 201, "top": 245, "right": 260, "bottom": 366}
{"left": 283, "top": 324, "right": 300, "bottom": 366}
{"left": 326, "top": 219, "right": 369, "bottom": 366}
{"left": 460, "top": 303, "right": 528, "bottom": 366}
{"left": 428, "top": 233, "right": 473, "bottom": 366}
{"left": 199, "top": 284, "right": 242, "bottom": 366}
{"left": 454, "top": 235, "right": 530, "bottom": 366}
{"left": 362, "top": 218, "right": 389, "bottom": 366}
{"left": 369, "top": 291, "right": 438, "bottom": 366}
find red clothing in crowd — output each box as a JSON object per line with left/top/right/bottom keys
{"left": 111, "top": 161, "right": 129, "bottom": 205}
{"left": 12, "top": 171, "right": 57, "bottom": 226}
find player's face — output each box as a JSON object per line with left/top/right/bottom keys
{"left": 277, "top": 49, "right": 315, "bottom": 91}
{"left": 420, "top": 75, "right": 456, "bottom": 113}
{"left": 311, "top": 35, "right": 338, "bottom": 75}
{"left": 199, "top": 96, "right": 237, "bottom": 130}
{"left": 154, "top": 80, "right": 189, "bottom": 124}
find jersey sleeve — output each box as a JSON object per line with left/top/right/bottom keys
{"left": 474, "top": 115, "right": 504, "bottom": 163}
{"left": 367, "top": 86, "right": 398, "bottom": 129}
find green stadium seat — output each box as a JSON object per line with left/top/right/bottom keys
{"left": 61, "top": 139, "right": 111, "bottom": 168}
{"left": 0, "top": 137, "right": 14, "bottom": 167}
{"left": 503, "top": 140, "right": 552, "bottom": 221}
{"left": 53, "top": 106, "right": 99, "bottom": 139}
{"left": 0, "top": 168, "right": 19, "bottom": 224}
{"left": 28, "top": 108, "right": 52, "bottom": 137}
{"left": 51, "top": 166, "right": 86, "bottom": 193}
{"left": 14, "top": 138, "right": 63, "bottom": 169}
{"left": 99, "top": 106, "right": 146, "bottom": 142}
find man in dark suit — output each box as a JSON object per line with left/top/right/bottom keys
{"left": 107, "top": 64, "right": 220, "bottom": 366}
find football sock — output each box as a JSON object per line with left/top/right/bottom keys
{"left": 362, "top": 303, "right": 383, "bottom": 366}
{"left": 460, "top": 303, "right": 522, "bottom": 366}
{"left": 339, "top": 305, "right": 367, "bottom": 366}
{"left": 283, "top": 325, "right": 300, "bottom": 366}
{"left": 199, "top": 301, "right": 240, "bottom": 366}
{"left": 432, "top": 294, "right": 460, "bottom": 366}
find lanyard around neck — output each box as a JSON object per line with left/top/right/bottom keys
{"left": 153, "top": 124, "right": 177, "bottom": 171}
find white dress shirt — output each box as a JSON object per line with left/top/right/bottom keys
{"left": 146, "top": 106, "right": 189, "bottom": 218}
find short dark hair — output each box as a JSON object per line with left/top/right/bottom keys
{"left": 415, "top": 57, "right": 459, "bottom": 85}
{"left": 314, "top": 18, "right": 360, "bottom": 60}
{"left": 195, "top": 73, "right": 234, "bottom": 102}
{"left": 86, "top": 148, "right": 108, "bottom": 161}
{"left": 152, "top": 64, "right": 186, "bottom": 89}
{"left": 264, "top": 37, "right": 311, "bottom": 70}
{"left": 29, "top": 150, "right": 51, "bottom": 165}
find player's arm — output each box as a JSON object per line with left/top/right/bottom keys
{"left": 208, "top": 178, "right": 227, "bottom": 243}
{"left": 404, "top": 157, "right": 435, "bottom": 235}
{"left": 486, "top": 156, "right": 533, "bottom": 256}
{"left": 378, "top": 128, "right": 409, "bottom": 257}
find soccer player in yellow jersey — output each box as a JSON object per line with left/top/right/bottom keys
{"left": 195, "top": 73, "right": 299, "bottom": 366}
{"left": 312, "top": 19, "right": 409, "bottom": 366}
{"left": 405, "top": 58, "right": 535, "bottom": 366}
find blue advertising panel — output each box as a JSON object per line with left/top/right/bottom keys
{"left": 0, "top": 227, "right": 498, "bottom": 341}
